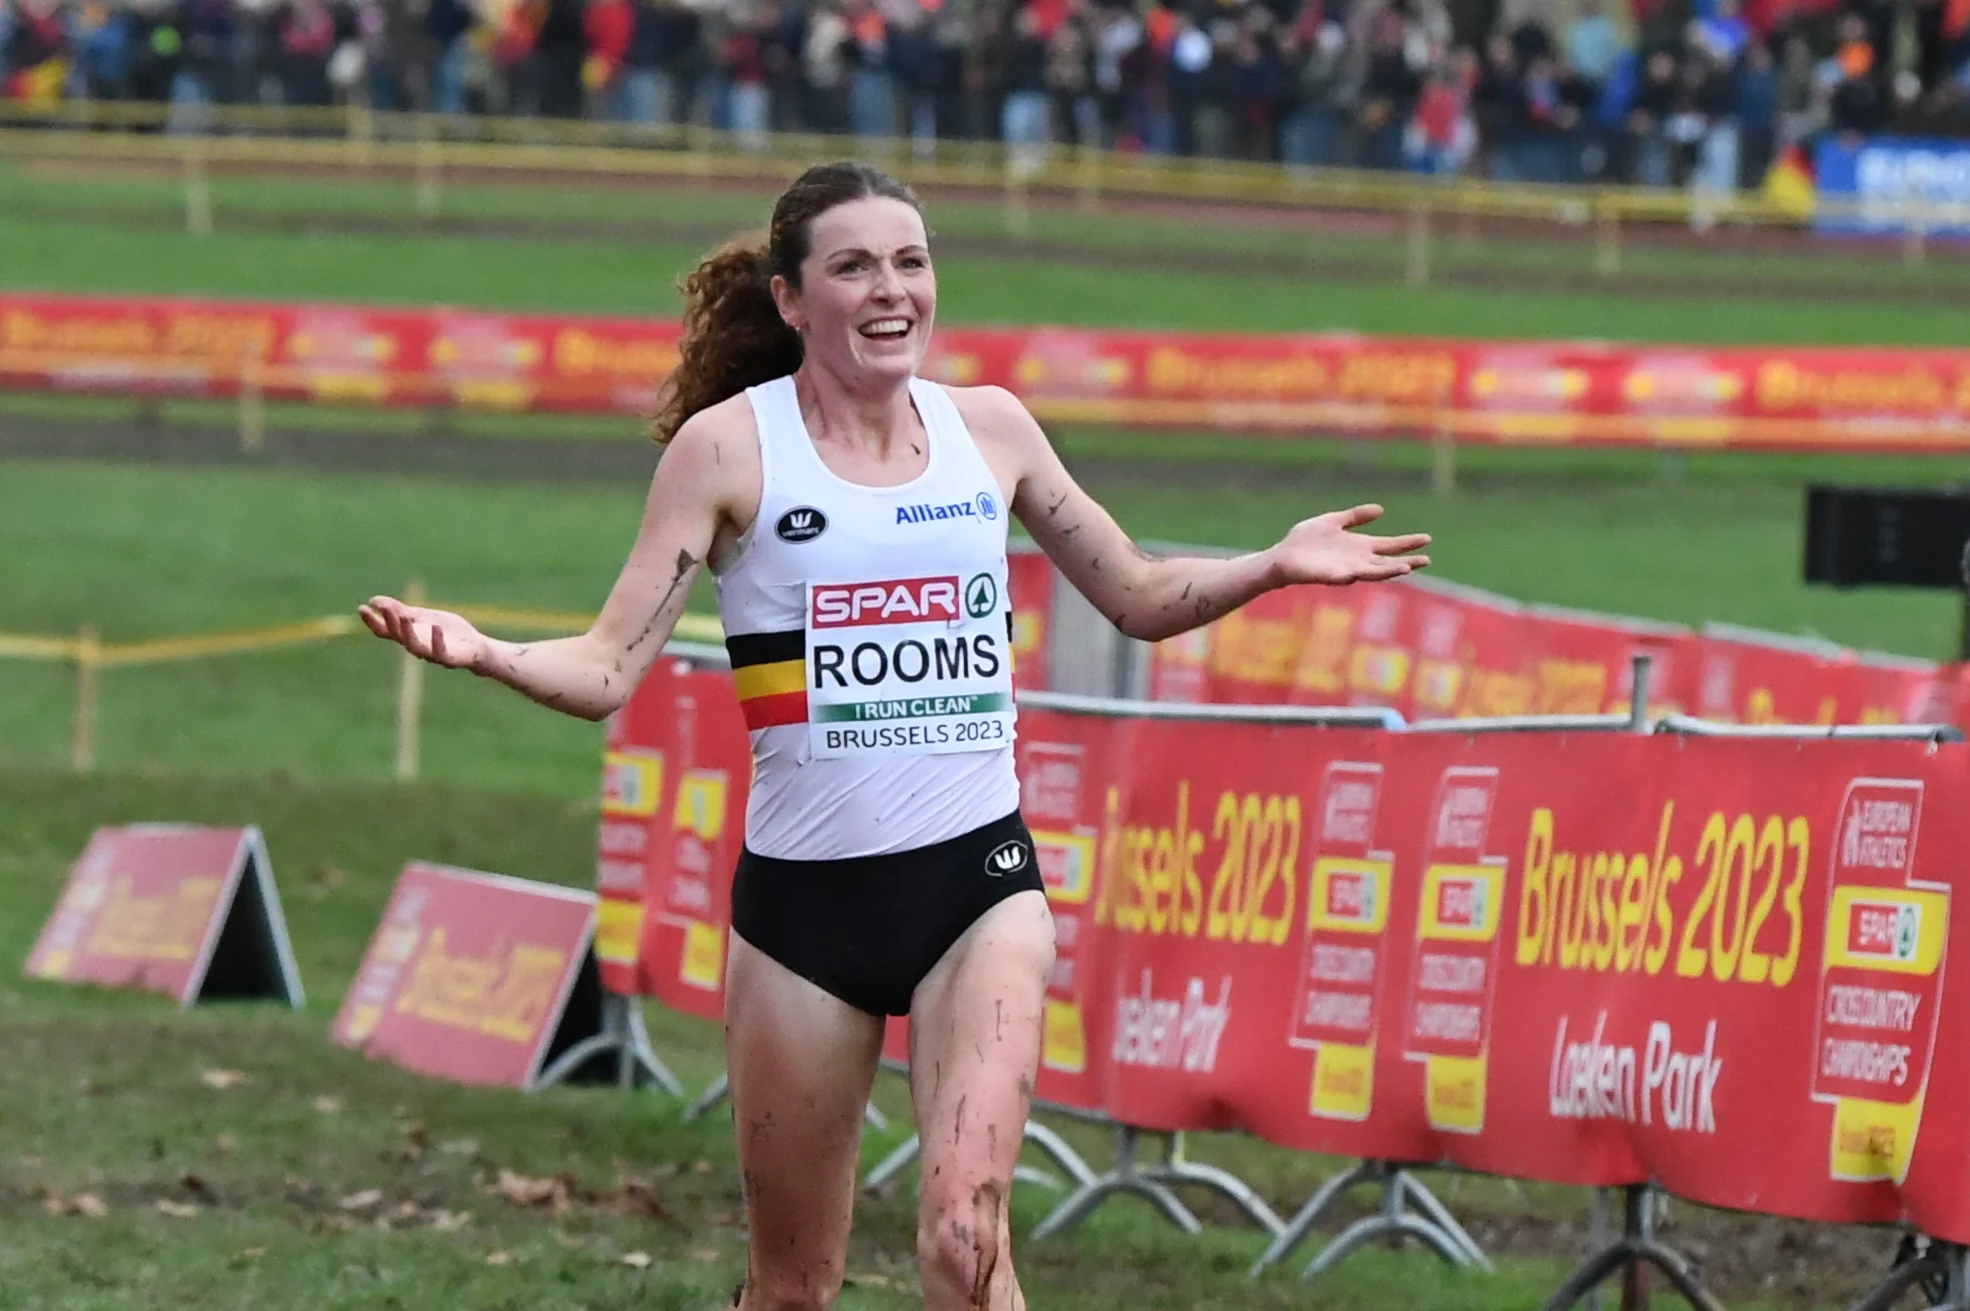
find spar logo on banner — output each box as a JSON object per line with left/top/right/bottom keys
{"left": 1290, "top": 762, "right": 1393, "bottom": 1122}
{"left": 1402, "top": 768, "right": 1507, "bottom": 1133}
{"left": 1021, "top": 736, "right": 1099, "bottom": 1075}
{"left": 1810, "top": 779, "right": 1944, "bottom": 1184}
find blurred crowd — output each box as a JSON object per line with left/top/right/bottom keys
{"left": 4, "top": 0, "right": 1968, "bottom": 189}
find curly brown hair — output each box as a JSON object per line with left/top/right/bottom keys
{"left": 649, "top": 161, "right": 923, "bottom": 444}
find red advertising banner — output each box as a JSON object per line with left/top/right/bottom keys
{"left": 597, "top": 653, "right": 750, "bottom": 1015}
{"left": 23, "top": 824, "right": 302, "bottom": 1008}
{"left": 7, "top": 291, "right": 1970, "bottom": 452}
{"left": 1007, "top": 545, "right": 1054, "bottom": 693}
{"left": 599, "top": 662, "right": 1970, "bottom": 1239}
{"left": 332, "top": 862, "right": 598, "bottom": 1090}
{"left": 1140, "top": 573, "right": 1950, "bottom": 732}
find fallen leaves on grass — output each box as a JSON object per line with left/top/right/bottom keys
{"left": 486, "top": 1251, "right": 515, "bottom": 1267}
{"left": 491, "top": 1169, "right": 573, "bottom": 1211}
{"left": 689, "top": 1248, "right": 720, "bottom": 1263}
{"left": 155, "top": 1200, "right": 200, "bottom": 1219}
{"left": 613, "top": 1179, "right": 676, "bottom": 1225}
{"left": 337, "top": 1188, "right": 384, "bottom": 1212}
{"left": 484, "top": 1169, "right": 682, "bottom": 1226}
{"left": 314, "top": 1095, "right": 344, "bottom": 1115}
{"left": 396, "top": 1120, "right": 429, "bottom": 1163}
{"left": 43, "top": 1192, "right": 109, "bottom": 1218}
{"left": 199, "top": 1068, "right": 246, "bottom": 1091}
{"left": 619, "top": 1252, "right": 653, "bottom": 1270}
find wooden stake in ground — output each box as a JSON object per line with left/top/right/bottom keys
{"left": 72, "top": 625, "right": 100, "bottom": 774}
{"left": 394, "top": 580, "right": 425, "bottom": 782}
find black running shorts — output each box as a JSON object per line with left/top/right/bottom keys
{"left": 729, "top": 810, "right": 1046, "bottom": 1017}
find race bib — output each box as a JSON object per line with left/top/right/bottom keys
{"left": 805, "top": 572, "right": 1017, "bottom": 759}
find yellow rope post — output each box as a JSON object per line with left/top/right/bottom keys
{"left": 395, "top": 580, "right": 426, "bottom": 783}
{"left": 1902, "top": 201, "right": 1928, "bottom": 269}
{"left": 1002, "top": 150, "right": 1032, "bottom": 240}
{"left": 182, "top": 139, "right": 213, "bottom": 237}
{"left": 1076, "top": 142, "right": 1101, "bottom": 216}
{"left": 1406, "top": 204, "right": 1432, "bottom": 288}
{"left": 72, "top": 625, "right": 101, "bottom": 773}
{"left": 415, "top": 126, "right": 442, "bottom": 219}
{"left": 238, "top": 342, "right": 266, "bottom": 455}
{"left": 1431, "top": 419, "right": 1457, "bottom": 496}
{"left": 1595, "top": 197, "right": 1623, "bottom": 278}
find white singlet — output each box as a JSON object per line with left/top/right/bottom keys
{"left": 712, "top": 374, "right": 1021, "bottom": 861}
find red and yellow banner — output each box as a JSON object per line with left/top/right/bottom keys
{"left": 22, "top": 824, "right": 287, "bottom": 1006}
{"left": 331, "top": 862, "right": 597, "bottom": 1090}
{"left": 7, "top": 291, "right": 1970, "bottom": 451}
{"left": 595, "top": 654, "right": 750, "bottom": 1012}
{"left": 599, "top": 666, "right": 1970, "bottom": 1238}
{"left": 1141, "top": 575, "right": 1949, "bottom": 731}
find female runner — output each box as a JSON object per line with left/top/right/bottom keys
{"left": 360, "top": 159, "right": 1429, "bottom": 1311}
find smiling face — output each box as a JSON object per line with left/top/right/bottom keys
{"left": 773, "top": 196, "right": 936, "bottom": 391}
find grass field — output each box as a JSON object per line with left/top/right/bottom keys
{"left": 2, "top": 448, "right": 1964, "bottom": 792}
{"left": 0, "top": 765, "right": 1896, "bottom": 1311}
{"left": 3, "top": 155, "right": 1970, "bottom": 343}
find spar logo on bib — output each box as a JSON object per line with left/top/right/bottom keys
{"left": 812, "top": 577, "right": 962, "bottom": 628}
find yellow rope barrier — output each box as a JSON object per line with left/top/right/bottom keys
{"left": 0, "top": 112, "right": 1848, "bottom": 230}
{"left": 98, "top": 615, "right": 362, "bottom": 668}
{"left": 0, "top": 634, "right": 82, "bottom": 660}
{"left": 0, "top": 607, "right": 725, "bottom": 665}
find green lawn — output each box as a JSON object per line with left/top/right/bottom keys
{"left": 2, "top": 155, "right": 1967, "bottom": 344}
{"left": 0, "top": 447, "right": 1961, "bottom": 793}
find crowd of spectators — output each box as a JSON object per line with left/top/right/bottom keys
{"left": 5, "top": 0, "right": 1968, "bottom": 189}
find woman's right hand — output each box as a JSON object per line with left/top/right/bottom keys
{"left": 359, "top": 595, "right": 494, "bottom": 673}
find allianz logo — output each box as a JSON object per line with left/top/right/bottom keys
{"left": 896, "top": 491, "right": 1001, "bottom": 526}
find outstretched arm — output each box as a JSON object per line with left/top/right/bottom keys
{"left": 962, "top": 388, "right": 1430, "bottom": 644}
{"left": 359, "top": 408, "right": 746, "bottom": 721}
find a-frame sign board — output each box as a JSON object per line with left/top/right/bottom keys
{"left": 24, "top": 824, "right": 304, "bottom": 1008}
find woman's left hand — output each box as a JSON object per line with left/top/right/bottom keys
{"left": 1270, "top": 504, "right": 1431, "bottom": 587}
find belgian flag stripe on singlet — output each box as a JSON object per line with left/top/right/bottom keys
{"left": 726, "top": 629, "right": 807, "bottom": 730}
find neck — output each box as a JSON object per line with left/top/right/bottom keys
{"left": 794, "top": 366, "right": 919, "bottom": 461}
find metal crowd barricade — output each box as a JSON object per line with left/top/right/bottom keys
{"left": 856, "top": 690, "right": 1401, "bottom": 1241}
